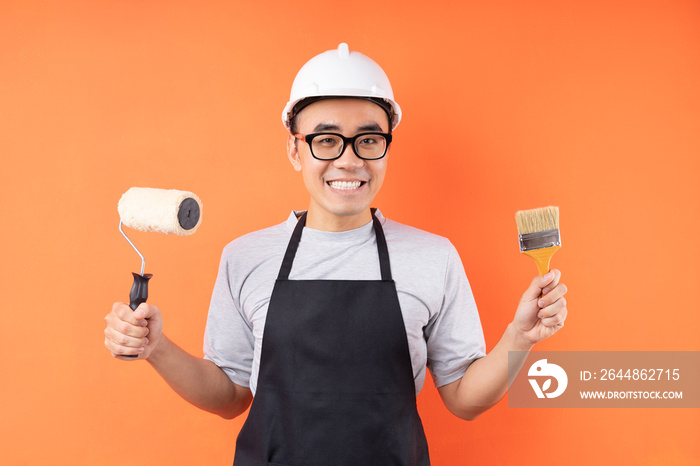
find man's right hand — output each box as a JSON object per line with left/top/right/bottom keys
{"left": 104, "top": 302, "right": 163, "bottom": 360}
{"left": 103, "top": 301, "right": 252, "bottom": 418}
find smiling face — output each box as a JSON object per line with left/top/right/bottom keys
{"left": 288, "top": 98, "right": 391, "bottom": 231}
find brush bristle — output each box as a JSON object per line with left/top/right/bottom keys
{"left": 515, "top": 206, "right": 559, "bottom": 235}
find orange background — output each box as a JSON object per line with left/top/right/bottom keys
{"left": 1, "top": 1, "right": 699, "bottom": 464}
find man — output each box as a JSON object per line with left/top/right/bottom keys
{"left": 104, "top": 43, "right": 568, "bottom": 465}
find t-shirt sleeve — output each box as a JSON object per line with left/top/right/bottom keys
{"left": 425, "top": 243, "right": 486, "bottom": 388}
{"left": 203, "top": 246, "right": 255, "bottom": 388}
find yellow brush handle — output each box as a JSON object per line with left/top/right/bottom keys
{"left": 521, "top": 245, "right": 560, "bottom": 275}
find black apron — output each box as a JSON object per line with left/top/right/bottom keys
{"left": 233, "top": 211, "right": 430, "bottom": 466}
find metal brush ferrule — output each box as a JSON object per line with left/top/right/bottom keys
{"left": 519, "top": 228, "right": 561, "bottom": 252}
{"left": 119, "top": 220, "right": 146, "bottom": 276}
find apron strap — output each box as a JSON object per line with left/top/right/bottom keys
{"left": 372, "top": 212, "right": 393, "bottom": 281}
{"left": 277, "top": 210, "right": 393, "bottom": 281}
{"left": 277, "top": 211, "right": 307, "bottom": 280}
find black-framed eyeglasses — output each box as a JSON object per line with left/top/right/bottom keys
{"left": 294, "top": 132, "right": 392, "bottom": 161}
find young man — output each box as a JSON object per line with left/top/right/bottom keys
{"left": 104, "top": 43, "right": 568, "bottom": 465}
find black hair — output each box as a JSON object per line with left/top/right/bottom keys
{"left": 289, "top": 97, "right": 393, "bottom": 135}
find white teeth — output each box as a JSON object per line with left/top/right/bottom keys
{"left": 328, "top": 180, "right": 362, "bottom": 190}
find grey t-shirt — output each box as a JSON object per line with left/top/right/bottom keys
{"left": 203, "top": 210, "right": 486, "bottom": 395}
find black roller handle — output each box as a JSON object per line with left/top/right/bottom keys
{"left": 121, "top": 272, "right": 153, "bottom": 359}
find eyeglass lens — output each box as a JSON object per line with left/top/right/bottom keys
{"left": 312, "top": 134, "right": 387, "bottom": 160}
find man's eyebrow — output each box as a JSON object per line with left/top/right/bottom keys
{"left": 311, "top": 121, "right": 386, "bottom": 133}
{"left": 357, "top": 122, "right": 384, "bottom": 132}
{"left": 313, "top": 122, "right": 341, "bottom": 132}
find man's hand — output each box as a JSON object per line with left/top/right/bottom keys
{"left": 511, "top": 269, "right": 568, "bottom": 348}
{"left": 104, "top": 302, "right": 163, "bottom": 360}
{"left": 438, "top": 269, "right": 569, "bottom": 420}
{"left": 103, "top": 302, "right": 252, "bottom": 418}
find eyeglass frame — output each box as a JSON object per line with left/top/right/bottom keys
{"left": 293, "top": 132, "right": 393, "bottom": 161}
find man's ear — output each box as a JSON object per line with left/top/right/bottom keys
{"left": 287, "top": 134, "right": 302, "bottom": 172}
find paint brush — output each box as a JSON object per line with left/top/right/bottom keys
{"left": 515, "top": 206, "right": 561, "bottom": 275}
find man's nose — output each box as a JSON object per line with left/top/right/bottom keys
{"left": 333, "top": 143, "right": 364, "bottom": 168}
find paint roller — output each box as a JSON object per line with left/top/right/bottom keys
{"left": 118, "top": 187, "right": 202, "bottom": 358}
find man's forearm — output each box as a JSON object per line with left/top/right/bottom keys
{"left": 439, "top": 270, "right": 568, "bottom": 420}
{"left": 438, "top": 323, "right": 533, "bottom": 420}
{"left": 147, "top": 335, "right": 252, "bottom": 419}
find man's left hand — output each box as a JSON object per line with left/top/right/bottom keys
{"left": 511, "top": 269, "right": 568, "bottom": 348}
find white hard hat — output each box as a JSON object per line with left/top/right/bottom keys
{"left": 282, "top": 43, "right": 402, "bottom": 131}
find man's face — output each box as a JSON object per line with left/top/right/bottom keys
{"left": 288, "top": 98, "right": 390, "bottom": 231}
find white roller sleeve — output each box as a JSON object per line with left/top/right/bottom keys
{"left": 118, "top": 187, "right": 202, "bottom": 235}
